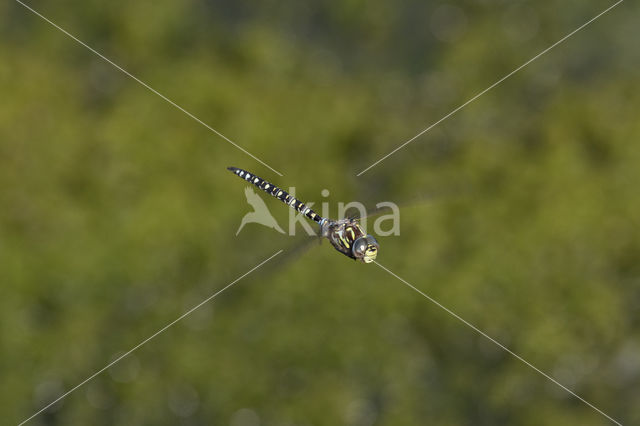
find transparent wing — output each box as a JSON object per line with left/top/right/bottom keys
{"left": 346, "top": 185, "right": 470, "bottom": 221}
{"left": 259, "top": 233, "right": 322, "bottom": 276}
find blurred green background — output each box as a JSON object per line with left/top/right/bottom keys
{"left": 2, "top": 0, "right": 639, "bottom": 424}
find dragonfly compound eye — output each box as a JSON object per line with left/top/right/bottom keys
{"left": 352, "top": 236, "right": 379, "bottom": 263}
{"left": 352, "top": 238, "right": 367, "bottom": 257}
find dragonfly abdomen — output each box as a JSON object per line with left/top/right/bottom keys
{"left": 227, "top": 167, "right": 324, "bottom": 225}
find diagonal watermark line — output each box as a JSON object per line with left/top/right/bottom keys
{"left": 19, "top": 250, "right": 283, "bottom": 426}
{"left": 15, "top": 0, "right": 284, "bottom": 177}
{"left": 356, "top": 0, "right": 624, "bottom": 176}
{"left": 373, "top": 260, "right": 622, "bottom": 426}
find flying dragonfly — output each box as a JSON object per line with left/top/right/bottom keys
{"left": 228, "top": 166, "right": 380, "bottom": 263}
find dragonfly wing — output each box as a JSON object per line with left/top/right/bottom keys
{"left": 259, "top": 234, "right": 322, "bottom": 276}
{"left": 347, "top": 185, "right": 471, "bottom": 220}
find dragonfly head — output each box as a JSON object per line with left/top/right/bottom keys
{"left": 352, "top": 235, "right": 379, "bottom": 263}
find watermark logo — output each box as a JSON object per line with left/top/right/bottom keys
{"left": 236, "top": 187, "right": 400, "bottom": 236}
{"left": 236, "top": 187, "right": 285, "bottom": 235}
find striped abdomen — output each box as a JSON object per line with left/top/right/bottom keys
{"left": 227, "top": 167, "right": 324, "bottom": 225}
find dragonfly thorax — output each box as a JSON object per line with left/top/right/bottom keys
{"left": 321, "top": 218, "right": 379, "bottom": 263}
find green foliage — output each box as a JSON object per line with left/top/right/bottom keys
{"left": 2, "top": 0, "right": 638, "bottom": 424}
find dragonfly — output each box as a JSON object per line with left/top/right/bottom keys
{"left": 228, "top": 166, "right": 380, "bottom": 263}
